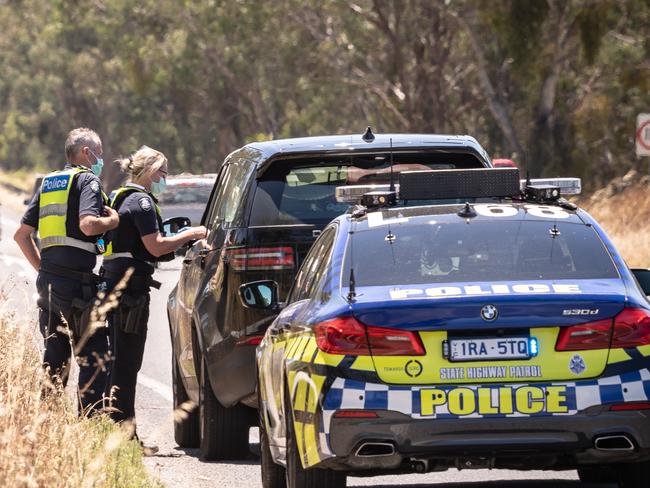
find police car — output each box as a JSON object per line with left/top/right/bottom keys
{"left": 248, "top": 168, "right": 650, "bottom": 488}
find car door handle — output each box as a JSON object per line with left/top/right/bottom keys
{"left": 182, "top": 257, "right": 193, "bottom": 265}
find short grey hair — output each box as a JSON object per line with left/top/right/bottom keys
{"left": 64, "top": 128, "right": 101, "bottom": 162}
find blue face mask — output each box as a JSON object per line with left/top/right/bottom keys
{"left": 89, "top": 150, "right": 103, "bottom": 176}
{"left": 150, "top": 177, "right": 167, "bottom": 197}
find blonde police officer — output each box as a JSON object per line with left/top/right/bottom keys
{"left": 100, "top": 146, "right": 205, "bottom": 442}
{"left": 14, "top": 127, "right": 119, "bottom": 414}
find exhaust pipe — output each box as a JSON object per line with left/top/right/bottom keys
{"left": 594, "top": 435, "right": 635, "bottom": 451}
{"left": 355, "top": 442, "right": 396, "bottom": 457}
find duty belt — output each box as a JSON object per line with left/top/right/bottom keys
{"left": 99, "top": 268, "right": 161, "bottom": 290}
{"left": 39, "top": 261, "right": 100, "bottom": 285}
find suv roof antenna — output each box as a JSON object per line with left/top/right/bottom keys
{"left": 362, "top": 126, "right": 375, "bottom": 143}
{"left": 389, "top": 137, "right": 395, "bottom": 192}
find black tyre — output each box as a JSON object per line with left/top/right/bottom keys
{"left": 259, "top": 392, "right": 286, "bottom": 488}
{"left": 198, "top": 354, "right": 251, "bottom": 460}
{"left": 284, "top": 385, "right": 346, "bottom": 488}
{"left": 617, "top": 461, "right": 650, "bottom": 488}
{"left": 172, "top": 355, "right": 199, "bottom": 447}
{"left": 577, "top": 466, "right": 616, "bottom": 484}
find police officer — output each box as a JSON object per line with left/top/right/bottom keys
{"left": 13, "top": 127, "right": 119, "bottom": 414}
{"left": 101, "top": 146, "right": 205, "bottom": 439}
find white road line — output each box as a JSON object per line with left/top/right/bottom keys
{"left": 138, "top": 372, "right": 173, "bottom": 403}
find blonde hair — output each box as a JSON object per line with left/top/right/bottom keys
{"left": 116, "top": 145, "right": 167, "bottom": 182}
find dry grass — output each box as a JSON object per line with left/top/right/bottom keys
{"left": 580, "top": 170, "right": 650, "bottom": 268}
{"left": 0, "top": 286, "right": 162, "bottom": 488}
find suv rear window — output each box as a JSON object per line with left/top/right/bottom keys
{"left": 250, "top": 152, "right": 483, "bottom": 226}
{"left": 344, "top": 219, "right": 618, "bottom": 286}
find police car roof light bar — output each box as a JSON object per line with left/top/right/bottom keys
{"left": 520, "top": 177, "right": 582, "bottom": 195}
{"left": 399, "top": 168, "right": 521, "bottom": 201}
{"left": 336, "top": 184, "right": 398, "bottom": 204}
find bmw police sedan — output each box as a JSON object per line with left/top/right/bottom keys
{"left": 249, "top": 168, "right": 650, "bottom": 488}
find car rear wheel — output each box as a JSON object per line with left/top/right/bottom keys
{"left": 259, "top": 391, "right": 286, "bottom": 488}
{"left": 172, "top": 354, "right": 199, "bottom": 448}
{"left": 198, "top": 353, "right": 251, "bottom": 460}
{"left": 284, "top": 384, "right": 346, "bottom": 488}
{"left": 616, "top": 461, "right": 650, "bottom": 488}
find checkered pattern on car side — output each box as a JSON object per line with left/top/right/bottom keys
{"left": 320, "top": 368, "right": 650, "bottom": 435}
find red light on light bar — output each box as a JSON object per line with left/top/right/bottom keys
{"left": 333, "top": 410, "right": 379, "bottom": 419}
{"left": 610, "top": 402, "right": 650, "bottom": 411}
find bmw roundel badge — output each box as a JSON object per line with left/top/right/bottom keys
{"left": 480, "top": 304, "right": 498, "bottom": 321}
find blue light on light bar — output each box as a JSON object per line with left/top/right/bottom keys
{"left": 529, "top": 337, "right": 539, "bottom": 357}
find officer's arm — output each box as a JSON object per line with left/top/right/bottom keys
{"left": 13, "top": 223, "right": 40, "bottom": 271}
{"left": 79, "top": 206, "right": 119, "bottom": 236}
{"left": 141, "top": 226, "right": 207, "bottom": 257}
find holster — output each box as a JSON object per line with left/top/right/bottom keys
{"left": 69, "top": 297, "right": 94, "bottom": 338}
{"left": 115, "top": 294, "right": 149, "bottom": 335}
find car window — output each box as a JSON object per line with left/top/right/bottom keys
{"left": 210, "top": 160, "right": 254, "bottom": 229}
{"left": 250, "top": 153, "right": 482, "bottom": 226}
{"left": 158, "top": 182, "right": 213, "bottom": 205}
{"left": 344, "top": 219, "right": 619, "bottom": 286}
{"left": 290, "top": 227, "right": 336, "bottom": 302}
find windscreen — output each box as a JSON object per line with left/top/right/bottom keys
{"left": 344, "top": 219, "right": 618, "bottom": 286}
{"left": 250, "top": 152, "right": 483, "bottom": 226}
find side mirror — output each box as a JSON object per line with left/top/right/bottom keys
{"left": 631, "top": 268, "right": 650, "bottom": 296}
{"left": 162, "top": 216, "right": 191, "bottom": 236}
{"left": 238, "top": 280, "right": 281, "bottom": 311}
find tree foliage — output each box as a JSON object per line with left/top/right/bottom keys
{"left": 0, "top": 0, "right": 647, "bottom": 189}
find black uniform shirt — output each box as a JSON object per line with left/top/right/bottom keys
{"left": 102, "top": 185, "right": 159, "bottom": 276}
{"left": 22, "top": 165, "right": 103, "bottom": 272}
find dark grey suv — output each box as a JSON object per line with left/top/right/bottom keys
{"left": 167, "top": 131, "right": 493, "bottom": 460}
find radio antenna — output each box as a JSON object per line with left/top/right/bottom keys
{"left": 347, "top": 222, "right": 357, "bottom": 303}
{"left": 389, "top": 137, "right": 395, "bottom": 192}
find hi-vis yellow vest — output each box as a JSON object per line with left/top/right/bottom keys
{"left": 38, "top": 167, "right": 103, "bottom": 253}
{"left": 103, "top": 185, "right": 164, "bottom": 261}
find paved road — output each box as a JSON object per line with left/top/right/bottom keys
{"left": 0, "top": 193, "right": 611, "bottom": 488}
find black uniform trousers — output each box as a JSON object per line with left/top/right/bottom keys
{"left": 103, "top": 274, "right": 150, "bottom": 424}
{"left": 36, "top": 270, "right": 110, "bottom": 415}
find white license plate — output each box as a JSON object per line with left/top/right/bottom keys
{"left": 448, "top": 337, "right": 532, "bottom": 362}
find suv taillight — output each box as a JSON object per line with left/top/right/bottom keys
{"left": 556, "top": 307, "right": 650, "bottom": 351}
{"left": 225, "top": 246, "right": 294, "bottom": 271}
{"left": 314, "top": 316, "right": 425, "bottom": 356}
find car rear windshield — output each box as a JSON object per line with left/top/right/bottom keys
{"left": 249, "top": 152, "right": 484, "bottom": 226}
{"left": 344, "top": 219, "right": 618, "bottom": 286}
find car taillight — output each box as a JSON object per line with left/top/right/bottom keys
{"left": 610, "top": 308, "right": 650, "bottom": 348}
{"left": 555, "top": 318, "right": 613, "bottom": 351}
{"left": 556, "top": 307, "right": 650, "bottom": 351}
{"left": 314, "top": 317, "right": 425, "bottom": 356}
{"left": 225, "top": 246, "right": 294, "bottom": 271}
{"left": 492, "top": 158, "right": 518, "bottom": 168}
